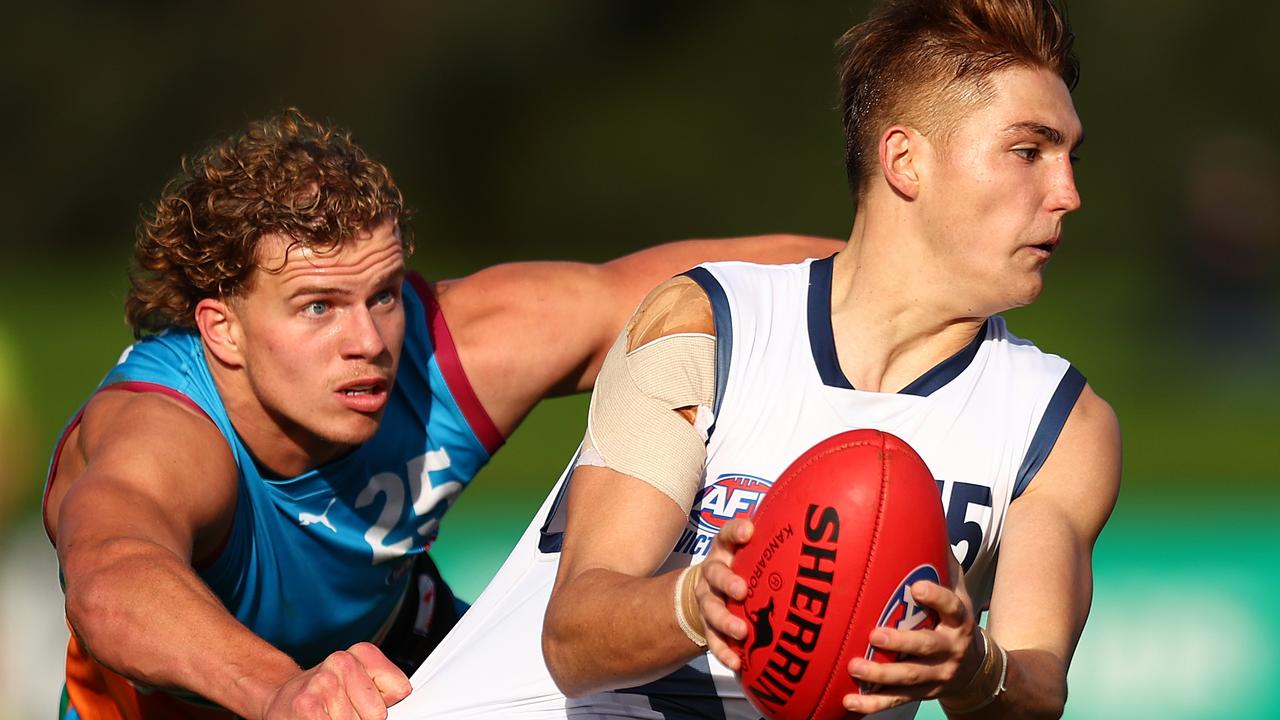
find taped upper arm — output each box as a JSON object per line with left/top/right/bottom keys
{"left": 579, "top": 277, "right": 717, "bottom": 514}
{"left": 987, "top": 384, "right": 1120, "bottom": 662}
{"left": 555, "top": 279, "right": 718, "bottom": 582}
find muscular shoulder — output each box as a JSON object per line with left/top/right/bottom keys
{"left": 1069, "top": 385, "right": 1119, "bottom": 440}
{"left": 48, "top": 389, "right": 237, "bottom": 553}
{"left": 77, "top": 388, "right": 226, "bottom": 455}
{"left": 626, "top": 276, "right": 713, "bottom": 350}
{"left": 583, "top": 277, "right": 716, "bottom": 512}
{"left": 1019, "top": 383, "right": 1121, "bottom": 535}
{"left": 1047, "top": 384, "right": 1120, "bottom": 476}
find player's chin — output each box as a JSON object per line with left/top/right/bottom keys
{"left": 323, "top": 412, "right": 386, "bottom": 446}
{"left": 1000, "top": 272, "right": 1045, "bottom": 310}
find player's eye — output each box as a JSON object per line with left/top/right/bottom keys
{"left": 1069, "top": 153, "right": 1082, "bottom": 166}
{"left": 1013, "top": 147, "right": 1040, "bottom": 162}
{"left": 302, "top": 301, "right": 331, "bottom": 317}
{"left": 372, "top": 289, "right": 397, "bottom": 306}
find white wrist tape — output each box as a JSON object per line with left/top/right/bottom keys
{"left": 674, "top": 565, "right": 707, "bottom": 648}
{"left": 941, "top": 626, "right": 1008, "bottom": 714}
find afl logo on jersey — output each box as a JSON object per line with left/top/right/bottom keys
{"left": 690, "top": 474, "right": 773, "bottom": 533}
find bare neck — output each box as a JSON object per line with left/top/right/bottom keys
{"left": 827, "top": 200, "right": 987, "bottom": 393}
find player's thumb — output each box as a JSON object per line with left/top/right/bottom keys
{"left": 348, "top": 642, "right": 412, "bottom": 704}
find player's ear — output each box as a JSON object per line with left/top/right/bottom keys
{"left": 195, "top": 296, "right": 246, "bottom": 368}
{"left": 879, "top": 125, "right": 923, "bottom": 200}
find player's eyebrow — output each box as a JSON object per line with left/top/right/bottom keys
{"left": 1005, "top": 121, "right": 1061, "bottom": 144}
{"left": 288, "top": 269, "right": 404, "bottom": 299}
{"left": 1004, "top": 121, "right": 1085, "bottom": 151}
{"left": 289, "top": 285, "right": 351, "bottom": 299}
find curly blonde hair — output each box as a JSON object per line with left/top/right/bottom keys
{"left": 126, "top": 109, "right": 414, "bottom": 337}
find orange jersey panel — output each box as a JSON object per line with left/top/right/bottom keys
{"left": 64, "top": 631, "right": 233, "bottom": 720}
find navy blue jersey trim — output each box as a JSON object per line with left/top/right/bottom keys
{"left": 807, "top": 255, "right": 988, "bottom": 396}
{"left": 898, "top": 319, "right": 991, "bottom": 397}
{"left": 1013, "top": 366, "right": 1087, "bottom": 499}
{"left": 537, "top": 497, "right": 567, "bottom": 554}
{"left": 619, "top": 656, "right": 728, "bottom": 720}
{"left": 682, "top": 267, "right": 733, "bottom": 439}
{"left": 537, "top": 447, "right": 582, "bottom": 554}
{"left": 807, "top": 255, "right": 854, "bottom": 389}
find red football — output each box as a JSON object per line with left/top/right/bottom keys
{"left": 726, "top": 429, "right": 951, "bottom": 720}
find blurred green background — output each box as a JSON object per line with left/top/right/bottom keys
{"left": 1, "top": 2, "right": 1277, "bottom": 719}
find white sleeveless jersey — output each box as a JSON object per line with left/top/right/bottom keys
{"left": 392, "top": 257, "right": 1085, "bottom": 720}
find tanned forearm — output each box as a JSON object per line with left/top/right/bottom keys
{"left": 543, "top": 567, "right": 703, "bottom": 698}
{"left": 943, "top": 648, "right": 1067, "bottom": 720}
{"left": 63, "top": 536, "right": 299, "bottom": 719}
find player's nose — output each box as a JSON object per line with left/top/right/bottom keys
{"left": 340, "top": 307, "right": 388, "bottom": 359}
{"left": 1050, "top": 157, "right": 1081, "bottom": 214}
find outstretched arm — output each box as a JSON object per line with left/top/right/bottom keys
{"left": 845, "top": 385, "right": 1121, "bottom": 718}
{"left": 436, "top": 234, "right": 840, "bottom": 435}
{"left": 50, "top": 390, "right": 410, "bottom": 719}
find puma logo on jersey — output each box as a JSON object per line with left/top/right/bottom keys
{"left": 299, "top": 498, "right": 338, "bottom": 533}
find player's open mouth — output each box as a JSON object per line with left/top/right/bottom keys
{"left": 1027, "top": 238, "right": 1058, "bottom": 257}
{"left": 335, "top": 379, "right": 389, "bottom": 413}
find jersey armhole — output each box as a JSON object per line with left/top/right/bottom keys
{"left": 680, "top": 267, "right": 733, "bottom": 439}
{"left": 1011, "top": 366, "right": 1087, "bottom": 499}
{"left": 406, "top": 272, "right": 505, "bottom": 455}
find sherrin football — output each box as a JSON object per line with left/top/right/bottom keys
{"left": 726, "top": 429, "right": 951, "bottom": 720}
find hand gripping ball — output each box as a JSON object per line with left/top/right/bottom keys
{"left": 726, "top": 429, "right": 952, "bottom": 720}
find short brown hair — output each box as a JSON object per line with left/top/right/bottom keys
{"left": 126, "top": 109, "right": 413, "bottom": 337}
{"left": 838, "top": 0, "right": 1079, "bottom": 195}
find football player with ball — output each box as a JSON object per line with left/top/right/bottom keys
{"left": 393, "top": 0, "right": 1120, "bottom": 718}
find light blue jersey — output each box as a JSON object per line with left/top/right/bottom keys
{"left": 47, "top": 273, "right": 503, "bottom": 715}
